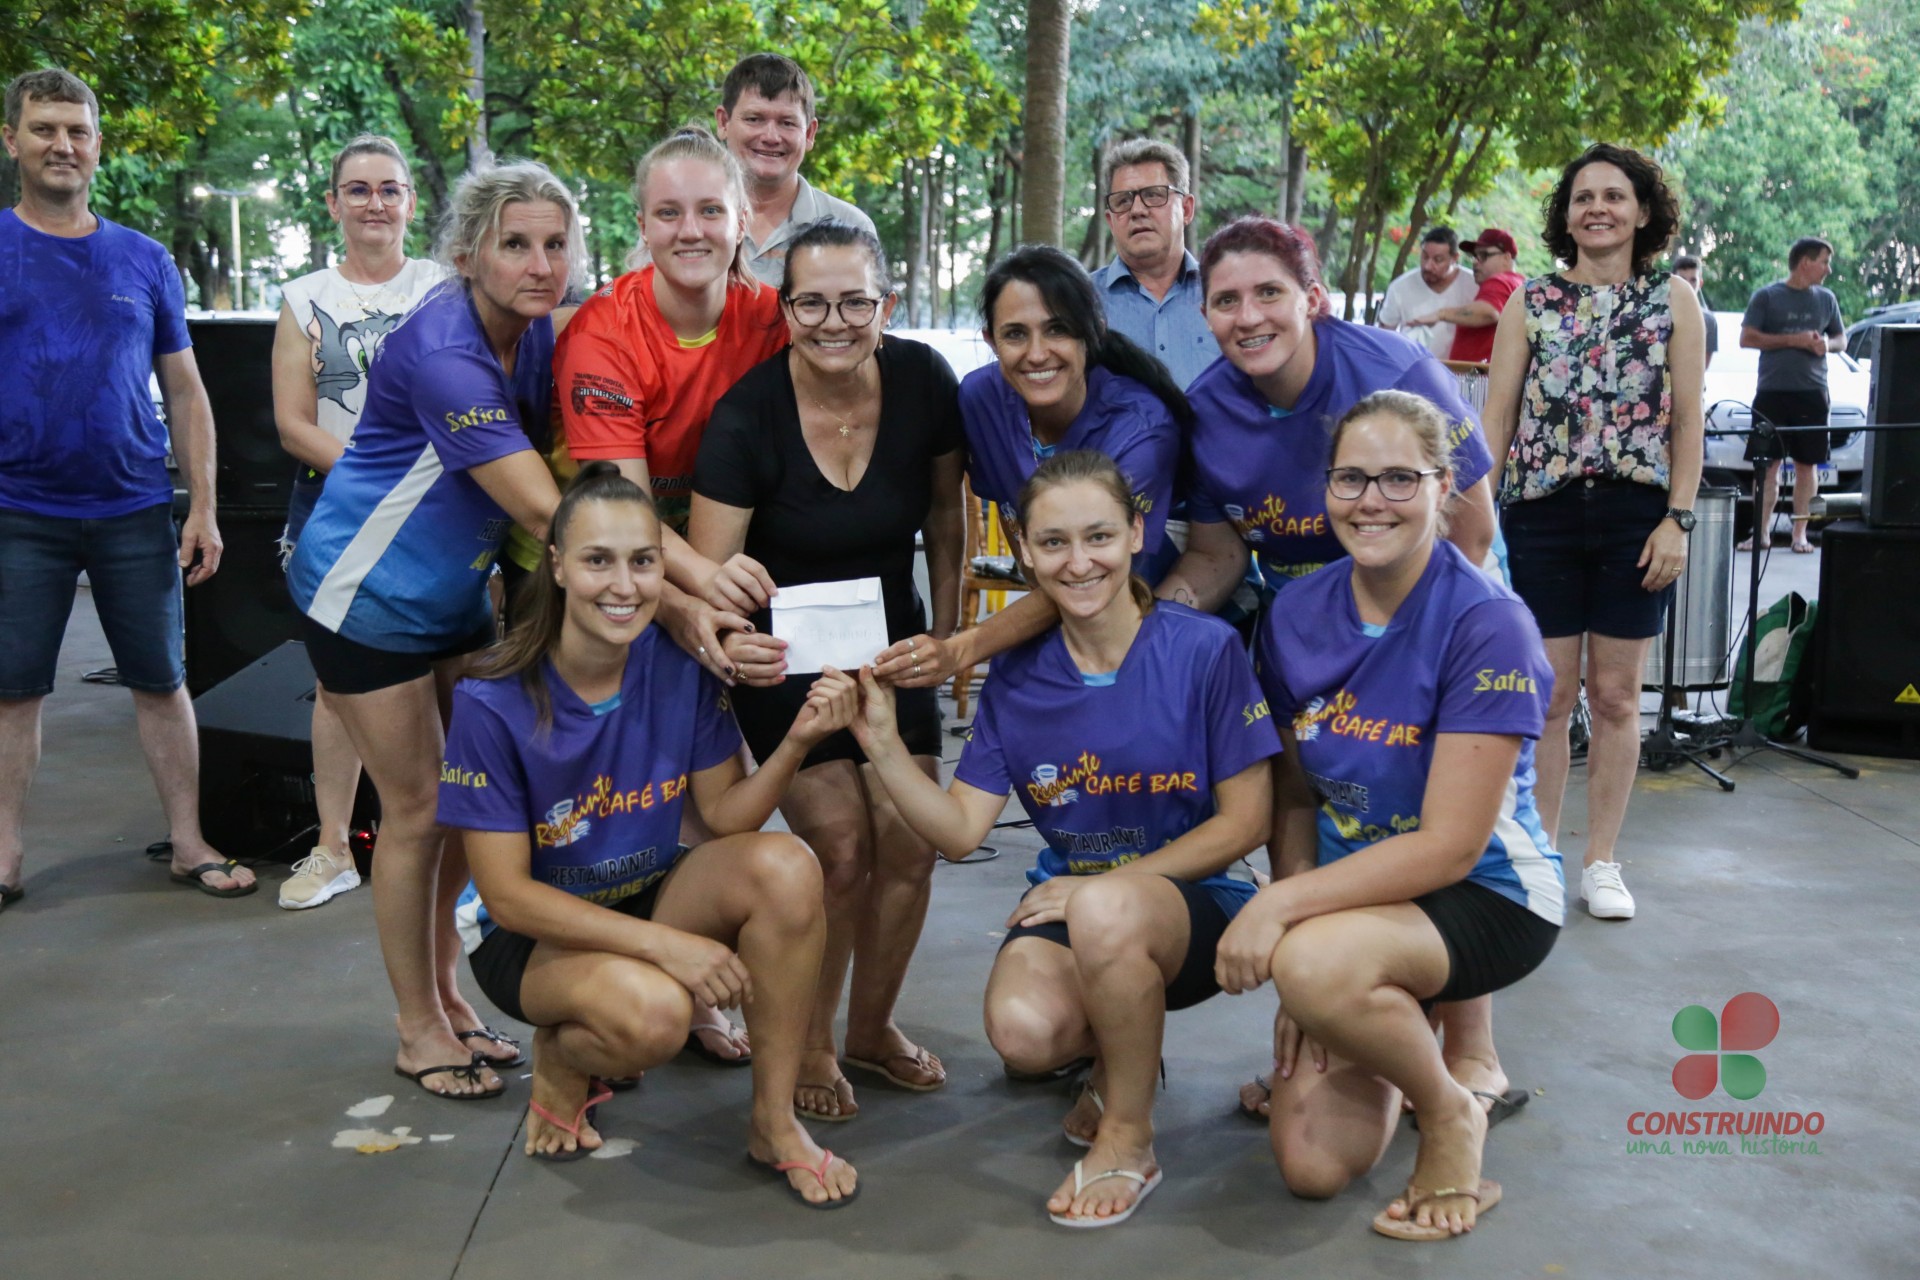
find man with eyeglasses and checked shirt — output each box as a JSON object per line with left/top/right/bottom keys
{"left": 0, "top": 68, "right": 258, "bottom": 907}
{"left": 1405, "top": 227, "right": 1524, "bottom": 366}
{"left": 1089, "top": 138, "right": 1217, "bottom": 391}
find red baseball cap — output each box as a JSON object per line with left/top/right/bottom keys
{"left": 1461, "top": 228, "right": 1517, "bottom": 257}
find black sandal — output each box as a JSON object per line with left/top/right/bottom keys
{"left": 456, "top": 1026, "right": 528, "bottom": 1068}
{"left": 395, "top": 1053, "right": 506, "bottom": 1100}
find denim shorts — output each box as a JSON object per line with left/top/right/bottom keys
{"left": 1502, "top": 479, "right": 1674, "bottom": 640}
{"left": 0, "top": 502, "right": 185, "bottom": 697}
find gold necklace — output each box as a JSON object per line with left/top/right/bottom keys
{"left": 814, "top": 397, "right": 860, "bottom": 439}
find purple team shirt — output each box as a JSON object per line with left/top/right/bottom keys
{"left": 439, "top": 627, "right": 743, "bottom": 950}
{"left": 956, "top": 602, "right": 1282, "bottom": 915}
{"left": 1257, "top": 542, "right": 1565, "bottom": 924}
{"left": 1186, "top": 316, "right": 1493, "bottom": 590}
{"left": 959, "top": 363, "right": 1181, "bottom": 571}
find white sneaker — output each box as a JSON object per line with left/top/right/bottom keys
{"left": 279, "top": 846, "right": 362, "bottom": 910}
{"left": 1581, "top": 860, "right": 1636, "bottom": 920}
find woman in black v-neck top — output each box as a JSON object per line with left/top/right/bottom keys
{"left": 690, "top": 220, "right": 964, "bottom": 1122}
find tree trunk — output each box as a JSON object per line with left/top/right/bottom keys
{"left": 1076, "top": 135, "right": 1106, "bottom": 268}
{"left": 901, "top": 160, "right": 921, "bottom": 324}
{"left": 384, "top": 64, "right": 451, "bottom": 212}
{"left": 1021, "top": 0, "right": 1071, "bottom": 247}
{"left": 985, "top": 146, "right": 1007, "bottom": 267}
{"left": 1184, "top": 107, "right": 1202, "bottom": 256}
{"left": 915, "top": 159, "right": 934, "bottom": 325}
{"left": 1285, "top": 138, "right": 1307, "bottom": 225}
{"left": 465, "top": 1, "right": 490, "bottom": 168}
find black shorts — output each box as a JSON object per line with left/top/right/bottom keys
{"left": 1412, "top": 880, "right": 1559, "bottom": 1005}
{"left": 468, "top": 879, "right": 667, "bottom": 1025}
{"left": 1000, "top": 875, "right": 1236, "bottom": 1012}
{"left": 1503, "top": 479, "right": 1674, "bottom": 640}
{"left": 302, "top": 614, "right": 495, "bottom": 695}
{"left": 1745, "top": 390, "right": 1833, "bottom": 465}
{"left": 731, "top": 679, "right": 941, "bottom": 769}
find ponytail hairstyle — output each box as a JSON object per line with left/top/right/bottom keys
{"left": 627, "top": 125, "right": 751, "bottom": 278}
{"left": 1328, "top": 390, "right": 1455, "bottom": 536}
{"left": 329, "top": 133, "right": 412, "bottom": 193}
{"left": 979, "top": 245, "right": 1195, "bottom": 431}
{"left": 473, "top": 462, "right": 660, "bottom": 731}
{"left": 1198, "top": 216, "right": 1329, "bottom": 320}
{"left": 435, "top": 158, "right": 587, "bottom": 296}
{"left": 1013, "top": 449, "right": 1156, "bottom": 616}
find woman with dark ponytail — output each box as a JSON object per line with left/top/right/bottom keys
{"left": 438, "top": 463, "right": 863, "bottom": 1206}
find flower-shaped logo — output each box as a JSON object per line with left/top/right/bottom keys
{"left": 1672, "top": 992, "right": 1779, "bottom": 1100}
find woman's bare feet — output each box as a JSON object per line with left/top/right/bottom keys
{"left": 440, "top": 989, "right": 523, "bottom": 1067}
{"left": 1380, "top": 1083, "right": 1491, "bottom": 1237}
{"left": 843, "top": 1023, "right": 945, "bottom": 1091}
{"left": 1238, "top": 1071, "right": 1273, "bottom": 1120}
{"left": 395, "top": 1015, "right": 503, "bottom": 1098}
{"left": 1047, "top": 1123, "right": 1160, "bottom": 1225}
{"left": 749, "top": 1116, "right": 859, "bottom": 1206}
{"left": 524, "top": 1026, "right": 604, "bottom": 1158}
{"left": 794, "top": 1047, "right": 859, "bottom": 1121}
{"left": 687, "top": 1002, "right": 752, "bottom": 1063}
{"left": 1062, "top": 1063, "right": 1104, "bottom": 1146}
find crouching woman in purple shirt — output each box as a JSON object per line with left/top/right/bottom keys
{"left": 852, "top": 450, "right": 1279, "bottom": 1229}
{"left": 437, "top": 463, "right": 862, "bottom": 1207}
{"left": 1216, "top": 391, "right": 1564, "bottom": 1243}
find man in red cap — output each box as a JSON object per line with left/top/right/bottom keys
{"left": 1407, "top": 227, "right": 1522, "bottom": 364}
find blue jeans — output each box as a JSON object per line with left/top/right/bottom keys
{"left": 0, "top": 502, "right": 185, "bottom": 696}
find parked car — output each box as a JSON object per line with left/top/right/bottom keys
{"left": 1700, "top": 312, "right": 1871, "bottom": 539}
{"left": 1843, "top": 300, "right": 1920, "bottom": 362}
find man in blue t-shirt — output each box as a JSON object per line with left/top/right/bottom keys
{"left": 1088, "top": 138, "right": 1216, "bottom": 392}
{"left": 0, "top": 69, "right": 254, "bottom": 904}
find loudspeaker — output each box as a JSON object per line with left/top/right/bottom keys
{"left": 1807, "top": 520, "right": 1920, "bottom": 758}
{"left": 1863, "top": 325, "right": 1920, "bottom": 528}
{"left": 182, "top": 504, "right": 300, "bottom": 694}
{"left": 184, "top": 315, "right": 292, "bottom": 507}
{"left": 195, "top": 641, "right": 380, "bottom": 860}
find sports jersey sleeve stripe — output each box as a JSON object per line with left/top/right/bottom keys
{"left": 302, "top": 445, "right": 445, "bottom": 631}
{"left": 1480, "top": 778, "right": 1566, "bottom": 924}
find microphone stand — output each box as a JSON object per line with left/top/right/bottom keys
{"left": 1722, "top": 413, "right": 1859, "bottom": 779}
{"left": 1639, "top": 585, "right": 1735, "bottom": 789}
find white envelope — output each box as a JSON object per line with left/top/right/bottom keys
{"left": 769, "top": 576, "right": 889, "bottom": 674}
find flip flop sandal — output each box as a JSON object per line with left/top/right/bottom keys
{"left": 1064, "top": 1083, "right": 1103, "bottom": 1149}
{"left": 169, "top": 859, "right": 258, "bottom": 898}
{"left": 794, "top": 1075, "right": 860, "bottom": 1123}
{"left": 603, "top": 1075, "right": 641, "bottom": 1091}
{"left": 843, "top": 1045, "right": 946, "bottom": 1092}
{"left": 395, "top": 1053, "right": 506, "bottom": 1101}
{"left": 1371, "top": 1178, "right": 1502, "bottom": 1241}
{"left": 1410, "top": 1087, "right": 1531, "bottom": 1132}
{"left": 753, "top": 1149, "right": 859, "bottom": 1209}
{"left": 456, "top": 1026, "right": 528, "bottom": 1068}
{"left": 1006, "top": 1054, "right": 1094, "bottom": 1084}
{"left": 526, "top": 1079, "right": 615, "bottom": 1162}
{"left": 1047, "top": 1159, "right": 1164, "bottom": 1229}
{"left": 1237, "top": 1072, "right": 1274, "bottom": 1122}
{"left": 683, "top": 1021, "right": 753, "bottom": 1067}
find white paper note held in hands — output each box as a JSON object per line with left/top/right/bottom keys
{"left": 769, "top": 577, "right": 888, "bottom": 674}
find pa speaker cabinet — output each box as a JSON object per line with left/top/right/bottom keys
{"left": 1808, "top": 520, "right": 1920, "bottom": 758}
{"left": 1863, "top": 324, "right": 1920, "bottom": 528}
{"left": 182, "top": 504, "right": 300, "bottom": 694}
{"left": 195, "top": 641, "right": 380, "bottom": 860}
{"left": 182, "top": 315, "right": 291, "bottom": 508}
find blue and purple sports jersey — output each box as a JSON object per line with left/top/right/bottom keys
{"left": 1186, "top": 317, "right": 1493, "bottom": 591}
{"left": 287, "top": 283, "right": 553, "bottom": 650}
{"left": 0, "top": 211, "right": 190, "bottom": 518}
{"left": 439, "top": 626, "right": 743, "bottom": 951}
{"left": 959, "top": 363, "right": 1181, "bottom": 577}
{"left": 1256, "top": 541, "right": 1564, "bottom": 924}
{"left": 955, "top": 602, "right": 1281, "bottom": 915}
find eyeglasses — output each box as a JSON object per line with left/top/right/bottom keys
{"left": 784, "top": 295, "right": 882, "bottom": 327}
{"left": 334, "top": 181, "right": 410, "bottom": 207}
{"left": 1325, "top": 467, "right": 1441, "bottom": 501}
{"left": 1104, "top": 184, "right": 1187, "bottom": 215}
{"left": 1471, "top": 247, "right": 1507, "bottom": 262}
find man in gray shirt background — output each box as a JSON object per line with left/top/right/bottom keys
{"left": 1739, "top": 236, "right": 1846, "bottom": 552}
{"left": 715, "top": 54, "right": 875, "bottom": 288}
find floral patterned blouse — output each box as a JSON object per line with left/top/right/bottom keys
{"left": 1504, "top": 271, "right": 1674, "bottom": 503}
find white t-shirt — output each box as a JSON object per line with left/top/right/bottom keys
{"left": 1376, "top": 266, "right": 1479, "bottom": 359}
{"left": 280, "top": 257, "right": 445, "bottom": 443}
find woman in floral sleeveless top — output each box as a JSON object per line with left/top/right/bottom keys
{"left": 1481, "top": 144, "right": 1705, "bottom": 925}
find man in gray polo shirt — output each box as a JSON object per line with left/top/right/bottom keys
{"left": 1739, "top": 236, "right": 1846, "bottom": 552}
{"left": 1088, "top": 137, "right": 1216, "bottom": 390}
{"left": 715, "top": 53, "right": 875, "bottom": 288}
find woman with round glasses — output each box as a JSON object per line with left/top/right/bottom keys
{"left": 690, "top": 219, "right": 965, "bottom": 1122}
{"left": 1216, "top": 389, "right": 1562, "bottom": 1242}
{"left": 270, "top": 134, "right": 443, "bottom": 913}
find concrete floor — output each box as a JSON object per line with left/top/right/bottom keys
{"left": 1, "top": 541, "right": 1912, "bottom": 1279}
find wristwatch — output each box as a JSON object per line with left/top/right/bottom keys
{"left": 1664, "top": 507, "right": 1697, "bottom": 532}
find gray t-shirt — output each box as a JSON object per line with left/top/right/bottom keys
{"left": 743, "top": 176, "right": 876, "bottom": 289}
{"left": 1743, "top": 281, "right": 1843, "bottom": 393}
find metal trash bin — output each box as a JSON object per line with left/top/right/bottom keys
{"left": 1643, "top": 486, "right": 1738, "bottom": 690}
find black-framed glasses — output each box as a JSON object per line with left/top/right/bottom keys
{"left": 784, "top": 294, "right": 882, "bottom": 327}
{"left": 334, "top": 181, "right": 410, "bottom": 207}
{"left": 1471, "top": 247, "right": 1507, "bottom": 262}
{"left": 1104, "top": 184, "right": 1187, "bottom": 215}
{"left": 1325, "top": 467, "right": 1441, "bottom": 501}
